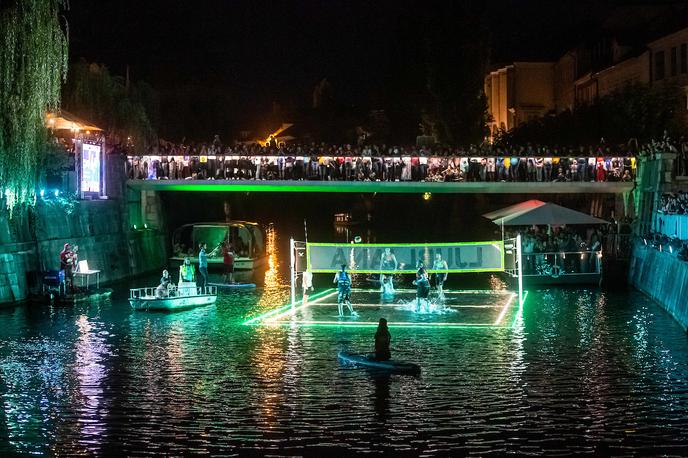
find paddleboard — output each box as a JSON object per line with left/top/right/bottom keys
{"left": 209, "top": 282, "right": 256, "bottom": 290}
{"left": 338, "top": 351, "right": 421, "bottom": 375}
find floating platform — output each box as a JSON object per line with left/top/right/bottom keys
{"left": 30, "top": 288, "right": 113, "bottom": 305}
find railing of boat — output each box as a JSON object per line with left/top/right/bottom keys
{"left": 505, "top": 250, "right": 603, "bottom": 277}
{"left": 129, "top": 285, "right": 218, "bottom": 299}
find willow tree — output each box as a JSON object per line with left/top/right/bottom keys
{"left": 0, "top": 0, "right": 68, "bottom": 211}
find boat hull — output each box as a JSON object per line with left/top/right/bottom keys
{"left": 130, "top": 294, "right": 217, "bottom": 311}
{"left": 208, "top": 282, "right": 256, "bottom": 290}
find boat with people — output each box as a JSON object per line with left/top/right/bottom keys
{"left": 338, "top": 351, "right": 421, "bottom": 375}
{"left": 169, "top": 221, "right": 267, "bottom": 271}
{"left": 129, "top": 283, "right": 217, "bottom": 311}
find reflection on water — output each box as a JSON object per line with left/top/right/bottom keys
{"left": 75, "top": 314, "right": 110, "bottom": 453}
{"left": 1, "top": 228, "right": 688, "bottom": 454}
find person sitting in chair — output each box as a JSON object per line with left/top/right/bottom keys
{"left": 156, "top": 269, "right": 172, "bottom": 298}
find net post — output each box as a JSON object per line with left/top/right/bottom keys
{"left": 516, "top": 234, "right": 523, "bottom": 305}
{"left": 290, "top": 237, "right": 296, "bottom": 306}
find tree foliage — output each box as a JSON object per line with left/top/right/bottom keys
{"left": 496, "top": 84, "right": 685, "bottom": 147}
{"left": 0, "top": 0, "right": 68, "bottom": 211}
{"left": 62, "top": 61, "right": 159, "bottom": 150}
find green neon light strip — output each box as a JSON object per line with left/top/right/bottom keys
{"left": 242, "top": 288, "right": 335, "bottom": 325}
{"left": 510, "top": 290, "right": 529, "bottom": 327}
{"left": 245, "top": 288, "right": 527, "bottom": 330}
{"left": 129, "top": 180, "right": 635, "bottom": 194}
{"left": 265, "top": 291, "right": 338, "bottom": 323}
{"left": 306, "top": 241, "right": 505, "bottom": 273}
{"left": 348, "top": 288, "right": 514, "bottom": 295}
{"left": 493, "top": 293, "right": 516, "bottom": 325}
{"left": 308, "top": 241, "right": 502, "bottom": 247}
{"left": 309, "top": 268, "right": 505, "bottom": 274}
{"left": 305, "top": 302, "right": 509, "bottom": 309}
{"left": 262, "top": 321, "right": 508, "bottom": 329}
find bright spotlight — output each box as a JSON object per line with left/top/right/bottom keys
{"left": 39, "top": 189, "right": 45, "bottom": 197}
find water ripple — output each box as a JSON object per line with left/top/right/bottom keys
{"left": 1, "top": 283, "right": 688, "bottom": 455}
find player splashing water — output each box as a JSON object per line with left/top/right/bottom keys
{"left": 413, "top": 260, "right": 431, "bottom": 312}
{"left": 431, "top": 252, "right": 449, "bottom": 302}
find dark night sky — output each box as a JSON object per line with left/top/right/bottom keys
{"left": 64, "top": 0, "right": 679, "bottom": 141}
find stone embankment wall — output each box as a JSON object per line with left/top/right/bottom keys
{"left": 629, "top": 240, "right": 688, "bottom": 330}
{"left": 0, "top": 198, "right": 166, "bottom": 305}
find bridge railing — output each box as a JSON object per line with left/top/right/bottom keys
{"left": 124, "top": 155, "right": 637, "bottom": 183}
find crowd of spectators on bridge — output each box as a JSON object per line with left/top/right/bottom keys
{"left": 125, "top": 139, "right": 647, "bottom": 183}
{"left": 659, "top": 192, "right": 688, "bottom": 215}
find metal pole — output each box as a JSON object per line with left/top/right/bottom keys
{"left": 516, "top": 233, "right": 523, "bottom": 305}
{"left": 289, "top": 237, "right": 296, "bottom": 306}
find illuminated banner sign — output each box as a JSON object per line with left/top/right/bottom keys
{"left": 81, "top": 143, "right": 101, "bottom": 193}
{"left": 306, "top": 242, "right": 504, "bottom": 273}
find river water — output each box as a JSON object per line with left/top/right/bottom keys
{"left": 1, "top": 228, "right": 688, "bottom": 456}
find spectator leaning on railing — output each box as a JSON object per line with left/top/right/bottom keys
{"left": 659, "top": 191, "right": 688, "bottom": 215}
{"left": 119, "top": 136, "right": 681, "bottom": 184}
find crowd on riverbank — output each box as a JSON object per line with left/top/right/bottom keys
{"left": 654, "top": 192, "right": 688, "bottom": 253}
{"left": 659, "top": 192, "right": 688, "bottom": 214}
{"left": 126, "top": 141, "right": 643, "bottom": 183}
{"left": 507, "top": 226, "right": 609, "bottom": 274}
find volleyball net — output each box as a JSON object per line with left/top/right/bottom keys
{"left": 240, "top": 237, "right": 528, "bottom": 329}
{"left": 304, "top": 241, "right": 505, "bottom": 274}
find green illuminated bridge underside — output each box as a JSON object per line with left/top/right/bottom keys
{"left": 127, "top": 180, "right": 634, "bottom": 194}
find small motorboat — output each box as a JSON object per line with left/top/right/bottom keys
{"left": 208, "top": 282, "right": 256, "bottom": 290}
{"left": 338, "top": 351, "right": 421, "bottom": 375}
{"left": 169, "top": 221, "right": 267, "bottom": 271}
{"left": 129, "top": 282, "right": 217, "bottom": 312}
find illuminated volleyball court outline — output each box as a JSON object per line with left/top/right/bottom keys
{"left": 243, "top": 235, "right": 527, "bottom": 329}
{"left": 243, "top": 288, "right": 528, "bottom": 329}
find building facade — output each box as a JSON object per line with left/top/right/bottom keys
{"left": 486, "top": 25, "right": 688, "bottom": 138}
{"left": 647, "top": 27, "right": 688, "bottom": 111}
{"left": 485, "top": 62, "right": 555, "bottom": 137}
